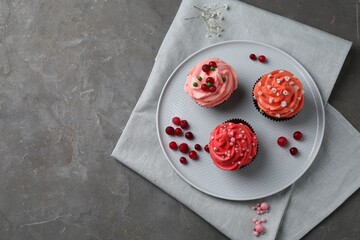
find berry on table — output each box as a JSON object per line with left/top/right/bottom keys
{"left": 277, "top": 136, "right": 288, "bottom": 147}
{"left": 194, "top": 144, "right": 202, "bottom": 151}
{"left": 293, "top": 131, "right": 303, "bottom": 140}
{"left": 172, "top": 117, "right": 181, "bottom": 125}
{"left": 185, "top": 131, "right": 194, "bottom": 140}
{"left": 258, "top": 55, "right": 266, "bottom": 63}
{"left": 165, "top": 126, "right": 175, "bottom": 136}
{"left": 180, "top": 157, "right": 187, "bottom": 164}
{"left": 179, "top": 120, "right": 189, "bottom": 129}
{"left": 179, "top": 143, "right": 189, "bottom": 153}
{"left": 249, "top": 53, "right": 257, "bottom": 60}
{"left": 169, "top": 141, "right": 177, "bottom": 150}
{"left": 290, "top": 147, "right": 298, "bottom": 156}
{"left": 204, "top": 144, "right": 210, "bottom": 152}
{"left": 175, "top": 128, "right": 183, "bottom": 136}
{"left": 189, "top": 150, "right": 198, "bottom": 160}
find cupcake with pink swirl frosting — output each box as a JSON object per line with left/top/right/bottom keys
{"left": 253, "top": 69, "right": 305, "bottom": 121}
{"left": 184, "top": 58, "right": 237, "bottom": 107}
{"left": 208, "top": 119, "right": 258, "bottom": 171}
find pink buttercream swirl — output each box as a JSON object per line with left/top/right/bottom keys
{"left": 184, "top": 58, "right": 237, "bottom": 107}
{"left": 253, "top": 70, "right": 305, "bottom": 119}
{"left": 209, "top": 122, "right": 258, "bottom": 171}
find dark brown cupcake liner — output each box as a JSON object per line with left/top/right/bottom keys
{"left": 252, "top": 78, "right": 300, "bottom": 122}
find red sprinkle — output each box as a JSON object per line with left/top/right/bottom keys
{"left": 209, "top": 86, "right": 217, "bottom": 92}
{"left": 206, "top": 77, "right": 215, "bottom": 84}
{"left": 208, "top": 61, "right": 217, "bottom": 68}
{"left": 202, "top": 64, "right": 210, "bottom": 73}
{"left": 201, "top": 84, "right": 209, "bottom": 92}
{"left": 172, "top": 117, "right": 181, "bottom": 125}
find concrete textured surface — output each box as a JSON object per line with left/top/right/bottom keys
{"left": 0, "top": 0, "right": 359, "bottom": 239}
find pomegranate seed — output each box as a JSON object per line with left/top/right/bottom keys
{"left": 169, "top": 141, "right": 177, "bottom": 150}
{"left": 204, "top": 144, "right": 210, "bottom": 152}
{"left": 202, "top": 64, "right": 210, "bottom": 73}
{"left": 189, "top": 150, "right": 198, "bottom": 160}
{"left": 194, "top": 144, "right": 202, "bottom": 151}
{"left": 258, "top": 55, "right": 266, "bottom": 63}
{"left": 209, "top": 86, "right": 217, "bottom": 92}
{"left": 293, "top": 131, "right": 303, "bottom": 140}
{"left": 165, "top": 126, "right": 175, "bottom": 135}
{"left": 185, "top": 132, "right": 194, "bottom": 140}
{"left": 179, "top": 120, "right": 189, "bottom": 129}
{"left": 208, "top": 61, "right": 217, "bottom": 68}
{"left": 277, "top": 136, "right": 288, "bottom": 147}
{"left": 179, "top": 143, "right": 189, "bottom": 153}
{"left": 180, "top": 157, "right": 187, "bottom": 164}
{"left": 206, "top": 77, "right": 215, "bottom": 84}
{"left": 172, "top": 117, "right": 181, "bottom": 125}
{"left": 175, "top": 128, "right": 183, "bottom": 136}
{"left": 290, "top": 147, "right": 298, "bottom": 156}
{"left": 201, "top": 84, "right": 209, "bottom": 91}
{"left": 249, "top": 53, "right": 257, "bottom": 60}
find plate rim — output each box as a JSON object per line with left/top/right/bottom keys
{"left": 156, "top": 40, "right": 325, "bottom": 201}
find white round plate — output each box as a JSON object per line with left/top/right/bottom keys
{"left": 156, "top": 40, "right": 325, "bottom": 201}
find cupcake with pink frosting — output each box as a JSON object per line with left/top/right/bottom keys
{"left": 184, "top": 58, "right": 238, "bottom": 107}
{"left": 208, "top": 119, "right": 258, "bottom": 171}
{"left": 252, "top": 69, "right": 305, "bottom": 121}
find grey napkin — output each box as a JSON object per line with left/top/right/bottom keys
{"left": 112, "top": 0, "right": 358, "bottom": 239}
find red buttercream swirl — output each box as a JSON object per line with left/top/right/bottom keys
{"left": 209, "top": 122, "right": 258, "bottom": 171}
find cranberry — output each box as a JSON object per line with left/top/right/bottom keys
{"left": 165, "top": 126, "right": 175, "bottom": 135}
{"left": 179, "top": 120, "right": 189, "bottom": 129}
{"left": 179, "top": 157, "right": 187, "bottom": 164}
{"left": 169, "top": 141, "right": 177, "bottom": 150}
{"left": 209, "top": 86, "right": 217, "bottom": 92}
{"left": 204, "top": 144, "right": 210, "bottom": 152}
{"left": 201, "top": 84, "right": 209, "bottom": 92}
{"left": 175, "top": 128, "right": 183, "bottom": 136}
{"left": 172, "top": 117, "right": 181, "bottom": 125}
{"left": 185, "top": 131, "right": 194, "bottom": 140}
{"left": 179, "top": 143, "right": 189, "bottom": 153}
{"left": 208, "top": 61, "right": 217, "bottom": 68}
{"left": 277, "top": 136, "right": 288, "bottom": 147}
{"left": 206, "top": 77, "right": 215, "bottom": 84}
{"left": 258, "top": 55, "right": 266, "bottom": 63}
{"left": 249, "top": 53, "right": 257, "bottom": 60}
{"left": 194, "top": 144, "right": 202, "bottom": 151}
{"left": 202, "top": 64, "right": 210, "bottom": 73}
{"left": 290, "top": 147, "right": 298, "bottom": 156}
{"left": 293, "top": 131, "right": 303, "bottom": 140}
{"left": 189, "top": 150, "right": 198, "bottom": 160}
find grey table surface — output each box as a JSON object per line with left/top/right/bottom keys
{"left": 0, "top": 0, "right": 359, "bottom": 239}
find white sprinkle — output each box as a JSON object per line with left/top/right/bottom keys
{"left": 298, "top": 97, "right": 301, "bottom": 100}
{"left": 241, "top": 130, "right": 245, "bottom": 134}
{"left": 246, "top": 149, "right": 250, "bottom": 152}
{"left": 301, "top": 90, "right": 305, "bottom": 94}
{"left": 283, "top": 90, "right": 289, "bottom": 96}
{"left": 222, "top": 156, "right": 225, "bottom": 159}
{"left": 289, "top": 81, "right": 294, "bottom": 85}
{"left": 276, "top": 78, "right": 281, "bottom": 84}
{"left": 228, "top": 132, "right": 233, "bottom": 137}
{"left": 267, "top": 74, "right": 272, "bottom": 78}
{"left": 241, "top": 140, "right": 245, "bottom": 143}
{"left": 279, "top": 70, "right": 284, "bottom": 73}
{"left": 271, "top": 88, "right": 277, "bottom": 93}
{"left": 252, "top": 143, "right": 255, "bottom": 146}
{"left": 258, "top": 91, "right": 262, "bottom": 96}
{"left": 230, "top": 137, "right": 235, "bottom": 142}
{"left": 290, "top": 109, "right": 294, "bottom": 112}
{"left": 230, "top": 142, "right": 234, "bottom": 146}
{"left": 239, "top": 134, "right": 243, "bottom": 138}
{"left": 238, "top": 162, "right": 241, "bottom": 165}
{"left": 281, "top": 101, "right": 287, "bottom": 107}
{"left": 214, "top": 147, "right": 217, "bottom": 151}
{"left": 276, "top": 92, "right": 280, "bottom": 96}
{"left": 267, "top": 85, "right": 271, "bottom": 89}
{"left": 240, "top": 153, "right": 244, "bottom": 156}
{"left": 242, "top": 148, "right": 245, "bottom": 151}
{"left": 236, "top": 145, "right": 239, "bottom": 147}
{"left": 211, "top": 136, "right": 214, "bottom": 140}
{"left": 276, "top": 113, "right": 281, "bottom": 118}
{"left": 294, "top": 85, "right": 299, "bottom": 91}
{"left": 257, "top": 82, "right": 262, "bottom": 86}
{"left": 284, "top": 76, "right": 290, "bottom": 81}
{"left": 249, "top": 156, "right": 252, "bottom": 159}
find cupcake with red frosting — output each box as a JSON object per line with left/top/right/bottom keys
{"left": 252, "top": 70, "right": 305, "bottom": 121}
{"left": 208, "top": 119, "right": 258, "bottom": 171}
{"left": 184, "top": 58, "right": 238, "bottom": 107}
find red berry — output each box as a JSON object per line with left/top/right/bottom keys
{"left": 290, "top": 147, "right": 298, "bottom": 156}
{"left": 258, "top": 55, "right": 266, "bottom": 63}
{"left": 204, "top": 144, "right": 210, "bottom": 152}
{"left": 185, "top": 132, "right": 194, "bottom": 140}
{"left": 206, "top": 77, "right": 215, "bottom": 84}
{"left": 201, "top": 84, "right": 209, "bottom": 92}
{"left": 194, "top": 144, "right": 202, "bottom": 151}
{"left": 208, "top": 61, "right": 217, "bottom": 68}
{"left": 249, "top": 53, "right": 257, "bottom": 60}
{"left": 180, "top": 157, "right": 187, "bottom": 164}
{"left": 202, "top": 64, "right": 210, "bottom": 73}
{"left": 165, "top": 126, "right": 175, "bottom": 135}
{"left": 189, "top": 150, "right": 198, "bottom": 160}
{"left": 179, "top": 120, "right": 189, "bottom": 129}
{"left": 169, "top": 141, "right": 177, "bottom": 150}
{"left": 277, "top": 136, "right": 288, "bottom": 147}
{"left": 172, "top": 117, "right": 181, "bottom": 125}
{"left": 175, "top": 128, "right": 183, "bottom": 136}
{"left": 179, "top": 143, "right": 189, "bottom": 153}
{"left": 209, "top": 86, "right": 217, "bottom": 92}
{"left": 293, "top": 131, "right": 303, "bottom": 140}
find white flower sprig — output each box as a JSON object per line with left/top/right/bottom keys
{"left": 185, "top": 3, "right": 229, "bottom": 39}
